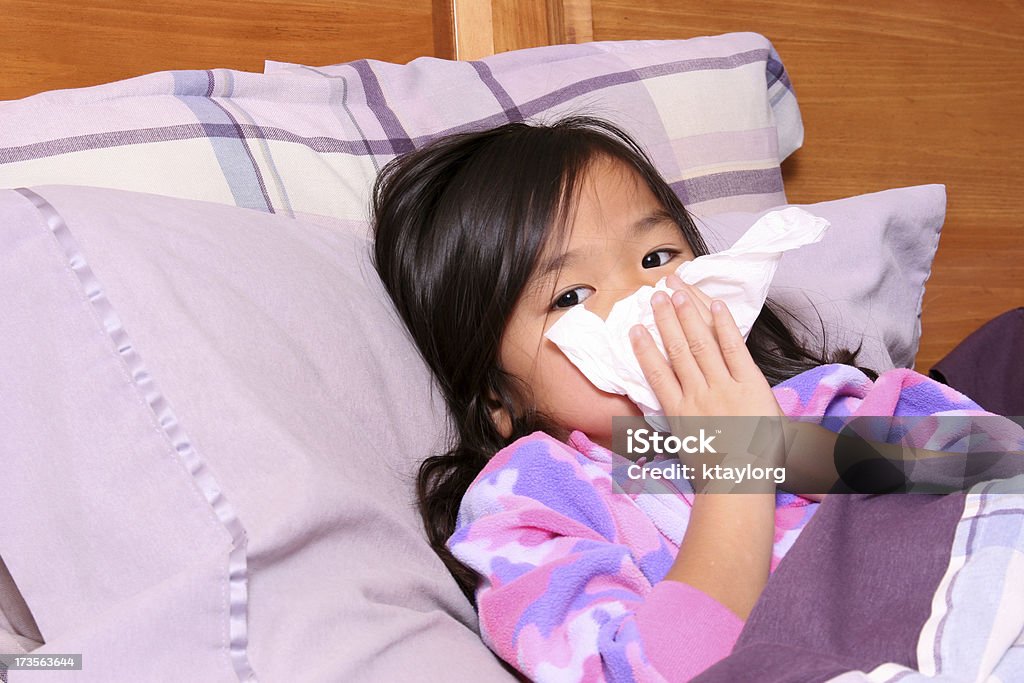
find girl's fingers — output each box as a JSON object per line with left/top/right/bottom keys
{"left": 709, "top": 299, "right": 760, "bottom": 382}
{"left": 683, "top": 285, "right": 715, "bottom": 327}
{"left": 681, "top": 282, "right": 714, "bottom": 309}
{"left": 671, "top": 289, "right": 731, "bottom": 385}
{"left": 665, "top": 276, "right": 712, "bottom": 326}
{"left": 650, "top": 291, "right": 706, "bottom": 393}
{"left": 629, "top": 321, "right": 684, "bottom": 409}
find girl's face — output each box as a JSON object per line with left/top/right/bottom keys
{"left": 496, "top": 156, "right": 696, "bottom": 450}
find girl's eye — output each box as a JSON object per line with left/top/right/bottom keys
{"left": 551, "top": 286, "right": 594, "bottom": 310}
{"left": 642, "top": 249, "right": 677, "bottom": 269}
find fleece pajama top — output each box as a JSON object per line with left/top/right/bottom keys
{"left": 447, "top": 363, "right": 992, "bottom": 682}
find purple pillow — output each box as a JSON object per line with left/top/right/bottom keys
{"left": 0, "top": 185, "right": 515, "bottom": 681}
{"left": 0, "top": 181, "right": 944, "bottom": 679}
{"left": 691, "top": 184, "right": 947, "bottom": 371}
{"left": 0, "top": 32, "right": 801, "bottom": 226}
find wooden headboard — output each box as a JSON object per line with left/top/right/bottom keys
{"left": 3, "top": 0, "right": 1020, "bottom": 372}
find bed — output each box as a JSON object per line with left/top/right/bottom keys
{"left": 1, "top": 1, "right": 1022, "bottom": 681}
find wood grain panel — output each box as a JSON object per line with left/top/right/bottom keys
{"left": 592, "top": 0, "right": 1024, "bottom": 372}
{"left": 492, "top": 0, "right": 550, "bottom": 54}
{"left": 0, "top": 0, "right": 435, "bottom": 101}
{"left": 448, "top": 0, "right": 593, "bottom": 59}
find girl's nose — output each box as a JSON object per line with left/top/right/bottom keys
{"left": 588, "top": 280, "right": 653, "bottom": 321}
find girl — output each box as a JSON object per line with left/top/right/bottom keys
{"left": 371, "top": 116, "right": 885, "bottom": 681}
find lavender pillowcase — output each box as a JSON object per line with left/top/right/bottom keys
{"left": 0, "top": 32, "right": 802, "bottom": 228}
{"left": 0, "top": 185, "right": 512, "bottom": 681}
{"left": 0, "top": 28, "right": 938, "bottom": 373}
{"left": 0, "top": 181, "right": 945, "bottom": 679}
{"left": 690, "top": 184, "right": 947, "bottom": 372}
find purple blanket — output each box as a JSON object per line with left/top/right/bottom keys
{"left": 449, "top": 361, "right": 1024, "bottom": 682}
{"left": 697, "top": 365, "right": 1024, "bottom": 682}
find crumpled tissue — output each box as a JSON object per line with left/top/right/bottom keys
{"left": 544, "top": 206, "right": 830, "bottom": 431}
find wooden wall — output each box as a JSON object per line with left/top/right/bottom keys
{"left": 438, "top": 0, "right": 592, "bottom": 60}
{"left": 0, "top": 0, "right": 436, "bottom": 100}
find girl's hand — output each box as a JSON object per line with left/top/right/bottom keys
{"left": 629, "top": 276, "right": 786, "bottom": 490}
{"left": 630, "top": 276, "right": 783, "bottom": 419}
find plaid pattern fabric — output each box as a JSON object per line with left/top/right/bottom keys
{"left": 0, "top": 33, "right": 801, "bottom": 232}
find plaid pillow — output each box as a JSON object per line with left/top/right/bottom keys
{"left": 0, "top": 32, "right": 801, "bottom": 231}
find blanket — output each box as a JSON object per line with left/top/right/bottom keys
{"left": 449, "top": 363, "right": 1024, "bottom": 682}
{"left": 698, "top": 364, "right": 1024, "bottom": 682}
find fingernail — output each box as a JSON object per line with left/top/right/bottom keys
{"left": 711, "top": 300, "right": 723, "bottom": 313}
{"left": 672, "top": 291, "right": 687, "bottom": 307}
{"left": 629, "top": 325, "right": 644, "bottom": 341}
{"left": 652, "top": 291, "right": 669, "bottom": 307}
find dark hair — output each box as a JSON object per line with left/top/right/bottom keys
{"left": 371, "top": 116, "right": 877, "bottom": 607}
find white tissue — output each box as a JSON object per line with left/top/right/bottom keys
{"left": 543, "top": 206, "right": 830, "bottom": 431}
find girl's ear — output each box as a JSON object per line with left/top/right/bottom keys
{"left": 488, "top": 394, "right": 513, "bottom": 440}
